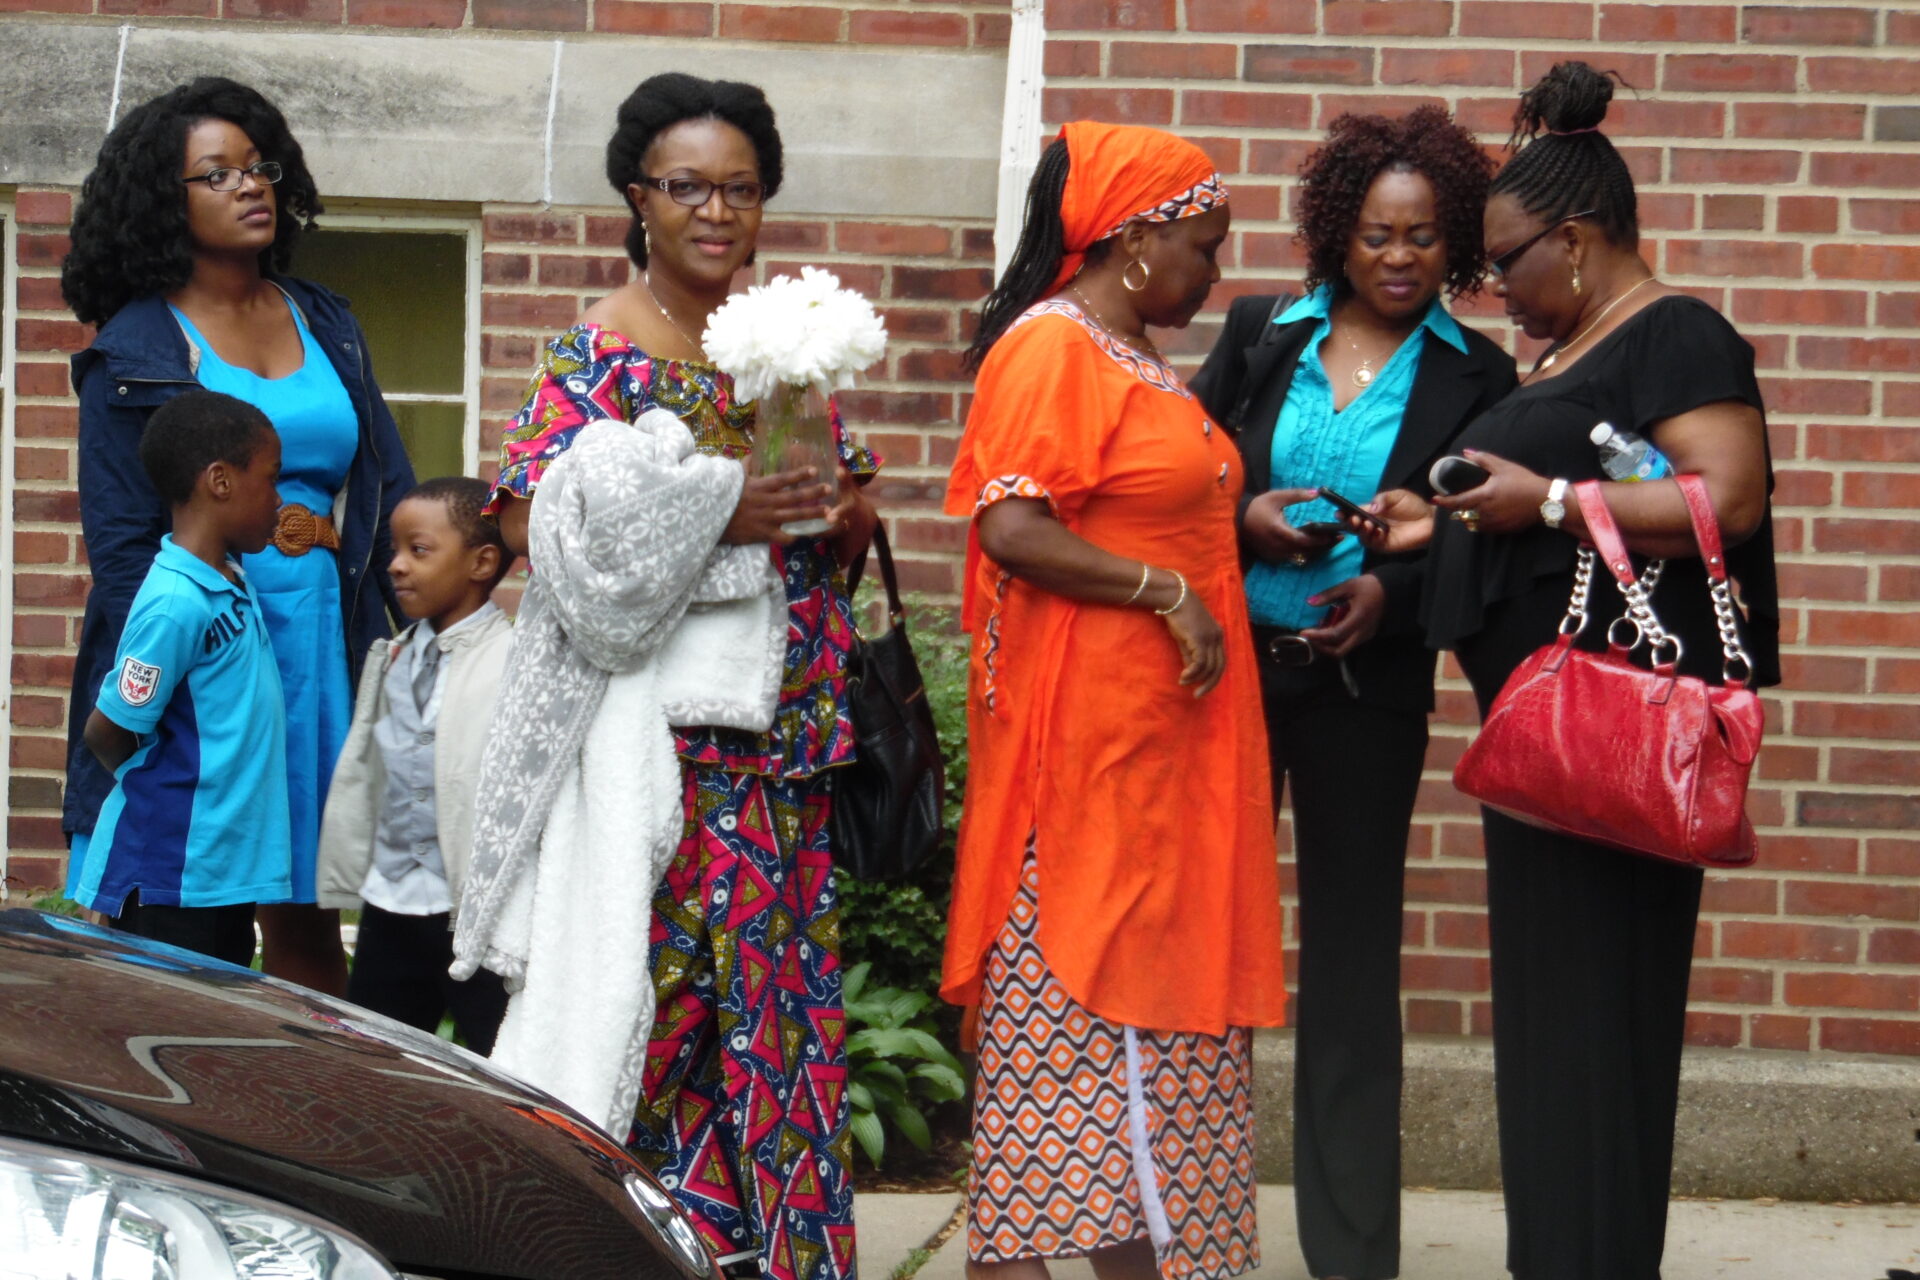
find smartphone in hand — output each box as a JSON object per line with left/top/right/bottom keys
{"left": 1316, "top": 485, "right": 1390, "bottom": 533}
{"left": 1429, "top": 455, "right": 1492, "bottom": 496}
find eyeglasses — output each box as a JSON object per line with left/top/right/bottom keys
{"left": 640, "top": 176, "right": 767, "bottom": 210}
{"left": 1489, "top": 209, "right": 1595, "bottom": 278}
{"left": 181, "top": 161, "right": 284, "bottom": 193}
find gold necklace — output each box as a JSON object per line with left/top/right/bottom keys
{"left": 1340, "top": 326, "right": 1395, "bottom": 389}
{"left": 644, "top": 272, "right": 706, "bottom": 356}
{"left": 1532, "top": 276, "right": 1656, "bottom": 378}
{"left": 1067, "top": 285, "right": 1162, "bottom": 361}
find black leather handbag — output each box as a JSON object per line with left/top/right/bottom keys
{"left": 829, "top": 521, "right": 945, "bottom": 881}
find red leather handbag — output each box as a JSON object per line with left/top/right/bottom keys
{"left": 1452, "top": 475, "right": 1763, "bottom": 868}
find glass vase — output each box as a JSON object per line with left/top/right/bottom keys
{"left": 752, "top": 381, "right": 835, "bottom": 536}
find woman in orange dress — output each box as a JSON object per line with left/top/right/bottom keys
{"left": 943, "top": 122, "right": 1289, "bottom": 1280}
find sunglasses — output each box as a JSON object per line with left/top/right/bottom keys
{"left": 1489, "top": 209, "right": 1595, "bottom": 278}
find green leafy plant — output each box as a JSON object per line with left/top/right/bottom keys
{"left": 843, "top": 960, "right": 968, "bottom": 1168}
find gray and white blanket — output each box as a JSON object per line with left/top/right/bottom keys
{"left": 450, "top": 412, "right": 785, "bottom": 1133}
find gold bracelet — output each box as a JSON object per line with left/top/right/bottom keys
{"left": 1153, "top": 570, "right": 1189, "bottom": 616}
{"left": 1122, "top": 562, "right": 1153, "bottom": 606}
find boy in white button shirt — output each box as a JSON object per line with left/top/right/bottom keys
{"left": 318, "top": 477, "right": 513, "bottom": 1050}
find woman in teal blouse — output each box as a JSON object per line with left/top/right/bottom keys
{"left": 1191, "top": 107, "right": 1515, "bottom": 1280}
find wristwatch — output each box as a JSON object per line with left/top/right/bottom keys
{"left": 1540, "top": 477, "right": 1570, "bottom": 529}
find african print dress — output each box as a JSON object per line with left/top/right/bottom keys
{"left": 490, "top": 324, "right": 876, "bottom": 1280}
{"left": 943, "top": 302, "right": 1288, "bottom": 1280}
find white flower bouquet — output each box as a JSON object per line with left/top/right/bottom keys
{"left": 702, "top": 268, "right": 888, "bottom": 535}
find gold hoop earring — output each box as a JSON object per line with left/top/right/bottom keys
{"left": 1571, "top": 264, "right": 1581, "bottom": 295}
{"left": 1122, "top": 258, "right": 1151, "bottom": 292}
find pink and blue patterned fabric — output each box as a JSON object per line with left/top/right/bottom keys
{"left": 492, "top": 323, "right": 872, "bottom": 1279}
{"left": 635, "top": 770, "right": 853, "bottom": 1280}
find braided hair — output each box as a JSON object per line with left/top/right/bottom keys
{"left": 604, "top": 72, "right": 783, "bottom": 269}
{"left": 1490, "top": 61, "right": 1638, "bottom": 246}
{"left": 964, "top": 139, "right": 1114, "bottom": 372}
{"left": 62, "top": 77, "right": 323, "bottom": 327}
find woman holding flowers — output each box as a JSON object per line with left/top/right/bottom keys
{"left": 458, "top": 72, "right": 875, "bottom": 1280}
{"left": 944, "top": 122, "right": 1288, "bottom": 1280}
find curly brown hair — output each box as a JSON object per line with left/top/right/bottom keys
{"left": 1293, "top": 105, "right": 1495, "bottom": 300}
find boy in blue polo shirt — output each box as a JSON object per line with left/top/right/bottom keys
{"left": 75, "top": 389, "right": 291, "bottom": 968}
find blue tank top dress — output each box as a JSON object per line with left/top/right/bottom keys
{"left": 170, "top": 294, "right": 358, "bottom": 902}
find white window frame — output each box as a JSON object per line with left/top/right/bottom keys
{"left": 1, "top": 202, "right": 17, "bottom": 879}
{"left": 304, "top": 213, "right": 484, "bottom": 475}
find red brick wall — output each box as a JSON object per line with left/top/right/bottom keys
{"left": 9, "top": 188, "right": 85, "bottom": 895}
{"left": 1039, "top": 0, "right": 1920, "bottom": 1057}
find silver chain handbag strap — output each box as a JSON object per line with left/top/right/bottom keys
{"left": 1709, "top": 567, "right": 1756, "bottom": 684}
{"left": 1614, "top": 556, "right": 1682, "bottom": 667}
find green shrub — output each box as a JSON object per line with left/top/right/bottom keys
{"left": 843, "top": 960, "right": 968, "bottom": 1168}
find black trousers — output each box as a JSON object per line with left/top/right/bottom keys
{"left": 1459, "top": 585, "right": 1703, "bottom": 1280}
{"left": 115, "top": 891, "right": 257, "bottom": 969}
{"left": 347, "top": 903, "right": 509, "bottom": 1056}
{"left": 1260, "top": 651, "right": 1427, "bottom": 1280}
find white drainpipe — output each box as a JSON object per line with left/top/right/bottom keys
{"left": 994, "top": 0, "right": 1048, "bottom": 282}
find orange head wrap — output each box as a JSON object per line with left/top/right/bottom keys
{"left": 1048, "top": 121, "right": 1228, "bottom": 293}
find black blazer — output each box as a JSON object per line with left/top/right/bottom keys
{"left": 1191, "top": 292, "right": 1518, "bottom": 714}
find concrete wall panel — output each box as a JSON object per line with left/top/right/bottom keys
{"left": 0, "top": 24, "right": 1005, "bottom": 218}
{"left": 548, "top": 43, "right": 1004, "bottom": 217}
{"left": 114, "top": 28, "right": 550, "bottom": 205}
{"left": 0, "top": 26, "right": 123, "bottom": 186}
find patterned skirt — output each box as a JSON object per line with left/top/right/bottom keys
{"left": 968, "top": 858, "right": 1259, "bottom": 1280}
{"left": 630, "top": 766, "right": 856, "bottom": 1280}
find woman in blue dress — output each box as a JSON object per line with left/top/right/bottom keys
{"left": 62, "top": 77, "right": 414, "bottom": 992}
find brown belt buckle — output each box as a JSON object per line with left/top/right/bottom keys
{"left": 1265, "top": 632, "right": 1315, "bottom": 667}
{"left": 271, "top": 504, "right": 338, "bottom": 557}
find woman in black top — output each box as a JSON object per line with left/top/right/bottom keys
{"left": 1387, "top": 63, "right": 1777, "bottom": 1280}
{"left": 1191, "top": 108, "right": 1513, "bottom": 1280}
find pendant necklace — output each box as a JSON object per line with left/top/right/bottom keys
{"left": 1531, "top": 276, "right": 1657, "bottom": 380}
{"left": 1345, "top": 331, "right": 1377, "bottom": 389}
{"left": 1336, "top": 316, "right": 1405, "bottom": 390}
{"left": 644, "top": 272, "right": 707, "bottom": 357}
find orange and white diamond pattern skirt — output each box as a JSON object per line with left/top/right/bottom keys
{"left": 966, "top": 857, "right": 1259, "bottom": 1280}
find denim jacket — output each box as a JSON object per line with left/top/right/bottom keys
{"left": 65, "top": 276, "right": 416, "bottom": 838}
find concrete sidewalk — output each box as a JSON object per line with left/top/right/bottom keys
{"left": 855, "top": 1186, "right": 1920, "bottom": 1280}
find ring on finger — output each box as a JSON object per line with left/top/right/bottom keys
{"left": 1287, "top": 552, "right": 1309, "bottom": 567}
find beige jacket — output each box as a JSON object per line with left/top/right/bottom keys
{"left": 316, "top": 607, "right": 514, "bottom": 912}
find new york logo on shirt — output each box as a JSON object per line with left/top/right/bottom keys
{"left": 118, "top": 658, "right": 162, "bottom": 707}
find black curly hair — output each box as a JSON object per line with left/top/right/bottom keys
{"left": 1490, "top": 61, "right": 1639, "bottom": 247}
{"left": 1294, "top": 105, "right": 1496, "bottom": 301}
{"left": 605, "top": 72, "right": 784, "bottom": 269}
{"left": 61, "top": 77, "right": 322, "bottom": 328}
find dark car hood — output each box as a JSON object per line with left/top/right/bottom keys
{"left": 0, "top": 908, "right": 687, "bottom": 1279}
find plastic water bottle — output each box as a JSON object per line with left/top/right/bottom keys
{"left": 1590, "top": 421, "right": 1673, "bottom": 482}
